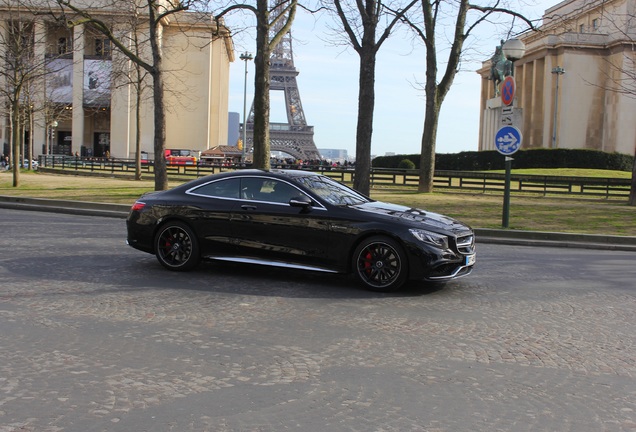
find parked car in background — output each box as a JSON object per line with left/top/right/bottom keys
{"left": 164, "top": 149, "right": 198, "bottom": 166}
{"left": 126, "top": 170, "right": 476, "bottom": 292}
{"left": 18, "top": 159, "right": 38, "bottom": 169}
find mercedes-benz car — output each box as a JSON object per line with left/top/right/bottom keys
{"left": 126, "top": 170, "right": 475, "bottom": 292}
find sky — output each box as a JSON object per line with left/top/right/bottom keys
{"left": 225, "top": 1, "right": 558, "bottom": 159}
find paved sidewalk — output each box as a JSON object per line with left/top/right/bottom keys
{"left": 2, "top": 194, "right": 636, "bottom": 251}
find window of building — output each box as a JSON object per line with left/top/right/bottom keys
{"left": 95, "top": 38, "right": 111, "bottom": 57}
{"left": 579, "top": 24, "right": 585, "bottom": 33}
{"left": 58, "top": 37, "right": 71, "bottom": 54}
{"left": 6, "top": 21, "right": 34, "bottom": 57}
{"left": 592, "top": 18, "right": 600, "bottom": 31}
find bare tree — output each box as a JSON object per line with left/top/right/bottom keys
{"left": 52, "top": 0, "right": 218, "bottom": 191}
{"left": 0, "top": 7, "right": 52, "bottom": 187}
{"left": 322, "top": 0, "right": 417, "bottom": 195}
{"left": 108, "top": 3, "right": 152, "bottom": 181}
{"left": 402, "top": 0, "right": 534, "bottom": 193}
{"left": 215, "top": 0, "right": 298, "bottom": 170}
{"left": 590, "top": 6, "right": 636, "bottom": 205}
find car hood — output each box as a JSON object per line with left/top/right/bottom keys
{"left": 349, "top": 201, "right": 472, "bottom": 235}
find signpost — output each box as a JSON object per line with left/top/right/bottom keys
{"left": 496, "top": 39, "right": 526, "bottom": 229}
{"left": 495, "top": 124, "right": 522, "bottom": 229}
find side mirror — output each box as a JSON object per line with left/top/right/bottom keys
{"left": 289, "top": 195, "right": 312, "bottom": 209}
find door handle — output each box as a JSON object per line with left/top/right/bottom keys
{"left": 241, "top": 205, "right": 257, "bottom": 211}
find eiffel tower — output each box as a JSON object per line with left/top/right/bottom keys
{"left": 244, "top": 8, "right": 320, "bottom": 161}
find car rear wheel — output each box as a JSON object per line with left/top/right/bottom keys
{"left": 154, "top": 221, "right": 200, "bottom": 271}
{"left": 353, "top": 236, "right": 408, "bottom": 292}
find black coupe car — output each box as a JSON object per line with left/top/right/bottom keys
{"left": 126, "top": 169, "right": 475, "bottom": 292}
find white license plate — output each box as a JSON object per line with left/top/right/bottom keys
{"left": 465, "top": 254, "right": 476, "bottom": 266}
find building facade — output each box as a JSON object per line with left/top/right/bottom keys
{"left": 0, "top": 0, "right": 233, "bottom": 160}
{"left": 477, "top": 0, "right": 636, "bottom": 155}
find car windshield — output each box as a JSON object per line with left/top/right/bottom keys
{"left": 294, "top": 175, "right": 370, "bottom": 206}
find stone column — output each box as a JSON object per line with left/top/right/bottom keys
{"left": 32, "top": 20, "right": 47, "bottom": 156}
{"left": 72, "top": 24, "right": 85, "bottom": 156}
{"left": 0, "top": 20, "right": 7, "bottom": 154}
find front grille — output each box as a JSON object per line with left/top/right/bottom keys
{"left": 456, "top": 234, "right": 475, "bottom": 254}
{"left": 429, "top": 263, "right": 461, "bottom": 277}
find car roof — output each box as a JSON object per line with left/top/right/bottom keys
{"left": 171, "top": 169, "right": 322, "bottom": 191}
{"left": 207, "top": 169, "right": 322, "bottom": 181}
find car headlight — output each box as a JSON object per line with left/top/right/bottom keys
{"left": 409, "top": 229, "right": 449, "bottom": 249}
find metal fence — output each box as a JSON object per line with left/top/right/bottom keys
{"left": 37, "top": 155, "right": 632, "bottom": 199}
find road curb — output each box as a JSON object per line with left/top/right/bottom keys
{"left": 0, "top": 195, "right": 129, "bottom": 219}
{"left": 474, "top": 228, "right": 636, "bottom": 251}
{"left": 2, "top": 195, "right": 636, "bottom": 251}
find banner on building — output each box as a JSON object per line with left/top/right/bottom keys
{"left": 45, "top": 59, "right": 111, "bottom": 107}
{"left": 46, "top": 58, "right": 73, "bottom": 105}
{"left": 83, "top": 59, "right": 111, "bottom": 107}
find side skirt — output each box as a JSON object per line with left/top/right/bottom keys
{"left": 204, "top": 255, "right": 341, "bottom": 274}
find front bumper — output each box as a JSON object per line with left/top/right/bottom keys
{"left": 407, "top": 232, "right": 476, "bottom": 281}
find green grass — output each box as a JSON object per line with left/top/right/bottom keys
{"left": 369, "top": 190, "right": 636, "bottom": 235}
{"left": 1, "top": 170, "right": 635, "bottom": 236}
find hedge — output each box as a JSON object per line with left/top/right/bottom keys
{"left": 372, "top": 149, "right": 634, "bottom": 172}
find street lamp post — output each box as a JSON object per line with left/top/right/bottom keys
{"left": 551, "top": 66, "right": 565, "bottom": 149}
{"left": 239, "top": 52, "right": 253, "bottom": 165}
{"left": 47, "top": 120, "right": 58, "bottom": 156}
{"left": 500, "top": 39, "right": 526, "bottom": 229}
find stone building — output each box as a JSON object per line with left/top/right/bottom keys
{"left": 0, "top": 0, "right": 233, "bottom": 160}
{"left": 477, "top": 0, "right": 636, "bottom": 155}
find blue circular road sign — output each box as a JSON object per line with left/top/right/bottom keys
{"left": 494, "top": 126, "right": 522, "bottom": 155}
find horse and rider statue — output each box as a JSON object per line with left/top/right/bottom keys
{"left": 489, "top": 40, "right": 513, "bottom": 96}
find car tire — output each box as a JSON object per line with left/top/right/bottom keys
{"left": 154, "top": 221, "right": 200, "bottom": 271}
{"left": 353, "top": 236, "right": 408, "bottom": 292}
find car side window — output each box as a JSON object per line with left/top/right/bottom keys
{"left": 191, "top": 178, "right": 240, "bottom": 198}
{"left": 240, "top": 178, "right": 265, "bottom": 200}
{"left": 264, "top": 181, "right": 298, "bottom": 203}
{"left": 239, "top": 178, "right": 308, "bottom": 204}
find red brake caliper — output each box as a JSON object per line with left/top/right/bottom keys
{"left": 364, "top": 250, "right": 373, "bottom": 274}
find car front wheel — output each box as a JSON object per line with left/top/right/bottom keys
{"left": 353, "top": 236, "right": 408, "bottom": 292}
{"left": 154, "top": 221, "right": 200, "bottom": 271}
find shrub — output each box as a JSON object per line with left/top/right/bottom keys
{"left": 372, "top": 149, "right": 634, "bottom": 172}
{"left": 397, "top": 158, "right": 415, "bottom": 169}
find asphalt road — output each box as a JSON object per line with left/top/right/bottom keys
{"left": 1, "top": 209, "right": 635, "bottom": 432}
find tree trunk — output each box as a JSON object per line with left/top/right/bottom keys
{"left": 149, "top": 13, "right": 167, "bottom": 191}
{"left": 352, "top": 37, "right": 377, "bottom": 196}
{"left": 11, "top": 99, "right": 20, "bottom": 187}
{"left": 252, "top": 0, "right": 271, "bottom": 171}
{"left": 251, "top": 48, "right": 271, "bottom": 169}
{"left": 151, "top": 69, "right": 167, "bottom": 190}
{"left": 135, "top": 76, "right": 142, "bottom": 181}
{"left": 418, "top": 38, "right": 440, "bottom": 193}
{"left": 629, "top": 146, "right": 636, "bottom": 206}
{"left": 418, "top": 99, "right": 439, "bottom": 193}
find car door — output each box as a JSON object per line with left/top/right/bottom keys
{"left": 230, "top": 176, "right": 335, "bottom": 270}
{"left": 185, "top": 177, "right": 242, "bottom": 257}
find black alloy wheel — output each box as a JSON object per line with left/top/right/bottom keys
{"left": 154, "top": 221, "right": 200, "bottom": 271}
{"left": 353, "top": 236, "right": 408, "bottom": 292}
